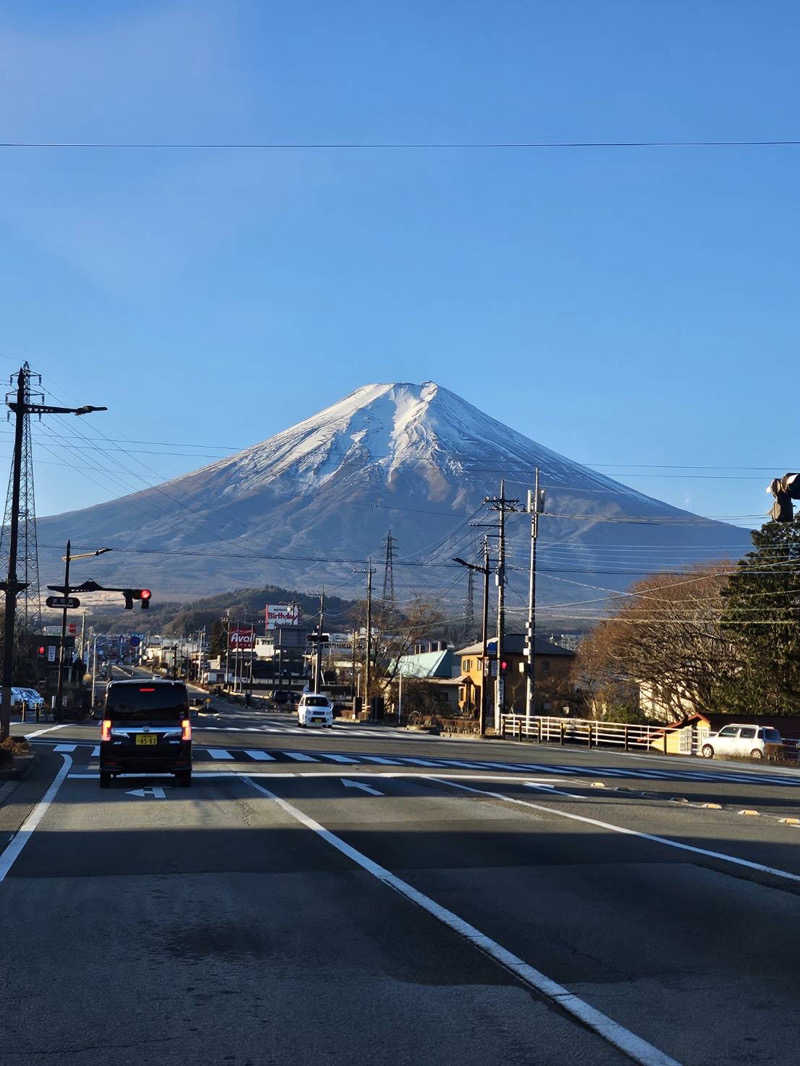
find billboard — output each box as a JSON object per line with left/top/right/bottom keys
{"left": 228, "top": 627, "right": 255, "bottom": 651}
{"left": 265, "top": 604, "right": 302, "bottom": 630}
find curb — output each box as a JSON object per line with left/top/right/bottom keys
{"left": 0, "top": 752, "right": 36, "bottom": 786}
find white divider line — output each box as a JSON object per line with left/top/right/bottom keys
{"left": 244, "top": 776, "right": 681, "bottom": 1066}
{"left": 0, "top": 755, "right": 72, "bottom": 882}
{"left": 24, "top": 723, "right": 70, "bottom": 739}
{"left": 435, "top": 777, "right": 800, "bottom": 886}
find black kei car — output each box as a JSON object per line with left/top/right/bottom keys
{"left": 99, "top": 679, "right": 192, "bottom": 788}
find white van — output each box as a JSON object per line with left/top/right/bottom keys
{"left": 298, "top": 693, "right": 334, "bottom": 727}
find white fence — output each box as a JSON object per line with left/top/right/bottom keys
{"left": 500, "top": 714, "right": 692, "bottom": 755}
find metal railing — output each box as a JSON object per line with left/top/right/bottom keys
{"left": 500, "top": 713, "right": 689, "bottom": 754}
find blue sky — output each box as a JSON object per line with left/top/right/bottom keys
{"left": 1, "top": 1, "right": 798, "bottom": 526}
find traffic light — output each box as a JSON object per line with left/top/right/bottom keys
{"left": 37, "top": 645, "right": 46, "bottom": 657}
{"left": 122, "top": 588, "right": 152, "bottom": 610}
{"left": 501, "top": 660, "right": 508, "bottom": 673}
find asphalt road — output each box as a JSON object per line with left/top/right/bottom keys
{"left": 4, "top": 695, "right": 800, "bottom": 1065}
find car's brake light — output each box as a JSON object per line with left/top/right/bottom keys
{"left": 181, "top": 718, "right": 192, "bottom": 741}
{"left": 101, "top": 719, "right": 112, "bottom": 742}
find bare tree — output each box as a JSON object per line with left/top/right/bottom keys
{"left": 573, "top": 564, "right": 734, "bottom": 721}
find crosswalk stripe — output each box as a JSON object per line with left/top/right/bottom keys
{"left": 245, "top": 749, "right": 276, "bottom": 761}
{"left": 283, "top": 751, "right": 317, "bottom": 762}
{"left": 402, "top": 757, "right": 444, "bottom": 767}
{"left": 91, "top": 745, "right": 100, "bottom": 758}
{"left": 54, "top": 744, "right": 77, "bottom": 752}
{"left": 359, "top": 755, "right": 403, "bottom": 765}
{"left": 319, "top": 753, "right": 358, "bottom": 764}
{"left": 206, "top": 748, "right": 235, "bottom": 760}
{"left": 442, "top": 760, "right": 492, "bottom": 770}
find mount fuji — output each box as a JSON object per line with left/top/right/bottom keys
{"left": 37, "top": 382, "right": 751, "bottom": 613}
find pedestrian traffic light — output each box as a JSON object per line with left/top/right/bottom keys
{"left": 140, "top": 589, "right": 151, "bottom": 610}
{"left": 37, "top": 645, "right": 46, "bottom": 657}
{"left": 501, "top": 660, "right": 508, "bottom": 673}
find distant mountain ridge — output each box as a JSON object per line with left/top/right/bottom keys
{"left": 36, "top": 382, "right": 751, "bottom": 611}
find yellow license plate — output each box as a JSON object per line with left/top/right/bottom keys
{"left": 135, "top": 734, "right": 158, "bottom": 746}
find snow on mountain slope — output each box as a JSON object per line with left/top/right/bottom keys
{"left": 36, "top": 382, "right": 751, "bottom": 605}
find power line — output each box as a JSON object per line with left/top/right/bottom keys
{"left": 3, "top": 139, "right": 800, "bottom": 150}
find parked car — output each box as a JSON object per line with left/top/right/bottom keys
{"left": 700, "top": 724, "right": 783, "bottom": 761}
{"left": 297, "top": 693, "right": 334, "bottom": 727}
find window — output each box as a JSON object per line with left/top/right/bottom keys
{"left": 463, "top": 658, "right": 471, "bottom": 672}
{"left": 738, "top": 727, "right": 756, "bottom": 739}
{"left": 717, "top": 726, "right": 739, "bottom": 737}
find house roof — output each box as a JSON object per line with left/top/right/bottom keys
{"left": 455, "top": 635, "right": 574, "bottom": 658}
{"left": 394, "top": 648, "right": 456, "bottom": 679}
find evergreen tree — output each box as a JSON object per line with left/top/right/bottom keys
{"left": 720, "top": 518, "right": 800, "bottom": 714}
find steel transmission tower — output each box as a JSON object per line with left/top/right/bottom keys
{"left": 0, "top": 363, "right": 42, "bottom": 629}
{"left": 382, "top": 530, "right": 397, "bottom": 612}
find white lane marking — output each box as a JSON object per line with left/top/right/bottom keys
{"left": 436, "top": 778, "right": 800, "bottom": 886}
{"left": 283, "top": 751, "right": 316, "bottom": 762}
{"left": 526, "top": 782, "right": 584, "bottom": 800}
{"left": 24, "top": 723, "right": 70, "bottom": 739}
{"left": 320, "top": 753, "right": 358, "bottom": 764}
{"left": 341, "top": 778, "right": 383, "bottom": 796}
{"left": 90, "top": 745, "right": 100, "bottom": 758}
{"left": 0, "top": 755, "right": 72, "bottom": 882}
{"left": 126, "top": 786, "right": 166, "bottom": 799}
{"left": 54, "top": 744, "right": 77, "bottom": 753}
{"left": 206, "top": 748, "right": 235, "bottom": 760}
{"left": 244, "top": 749, "right": 275, "bottom": 761}
{"left": 244, "top": 776, "right": 681, "bottom": 1066}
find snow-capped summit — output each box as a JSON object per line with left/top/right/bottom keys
{"left": 37, "top": 381, "right": 750, "bottom": 602}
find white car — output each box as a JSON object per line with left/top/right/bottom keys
{"left": 700, "top": 724, "right": 783, "bottom": 761}
{"left": 298, "top": 693, "right": 334, "bottom": 727}
{"left": 9, "top": 686, "right": 44, "bottom": 707}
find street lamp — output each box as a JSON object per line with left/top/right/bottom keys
{"left": 453, "top": 543, "right": 491, "bottom": 736}
{"left": 54, "top": 542, "right": 112, "bottom": 719}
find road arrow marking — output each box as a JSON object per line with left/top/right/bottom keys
{"left": 341, "top": 778, "right": 383, "bottom": 796}
{"left": 126, "top": 786, "right": 166, "bottom": 799}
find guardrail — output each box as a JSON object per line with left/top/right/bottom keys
{"left": 500, "top": 714, "right": 689, "bottom": 754}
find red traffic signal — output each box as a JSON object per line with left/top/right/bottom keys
{"left": 37, "top": 645, "right": 46, "bottom": 657}
{"left": 122, "top": 588, "right": 152, "bottom": 610}
{"left": 501, "top": 660, "right": 508, "bottom": 672}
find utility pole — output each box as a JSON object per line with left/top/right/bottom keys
{"left": 351, "top": 625, "right": 357, "bottom": 704}
{"left": 453, "top": 535, "right": 491, "bottom": 736}
{"left": 54, "top": 539, "right": 72, "bottom": 719}
{"left": 484, "top": 480, "right": 519, "bottom": 732}
{"left": 91, "top": 633, "right": 98, "bottom": 711}
{"left": 479, "top": 536, "right": 490, "bottom": 737}
{"left": 354, "top": 561, "right": 375, "bottom": 720}
{"left": 525, "top": 469, "right": 545, "bottom": 726}
{"left": 0, "top": 367, "right": 106, "bottom": 739}
{"left": 313, "top": 590, "right": 326, "bottom": 693}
